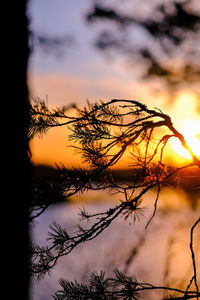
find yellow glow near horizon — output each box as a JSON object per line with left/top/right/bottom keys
{"left": 171, "top": 120, "right": 200, "bottom": 159}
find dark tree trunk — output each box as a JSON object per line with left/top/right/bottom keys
{"left": 3, "top": 1, "right": 31, "bottom": 298}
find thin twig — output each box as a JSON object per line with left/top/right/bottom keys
{"left": 145, "top": 183, "right": 161, "bottom": 229}
{"left": 187, "top": 217, "right": 200, "bottom": 299}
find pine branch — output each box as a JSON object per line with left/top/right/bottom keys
{"left": 29, "top": 99, "right": 200, "bottom": 299}
{"left": 31, "top": 183, "right": 157, "bottom": 280}
{"left": 52, "top": 269, "right": 200, "bottom": 300}
{"left": 28, "top": 96, "right": 76, "bottom": 139}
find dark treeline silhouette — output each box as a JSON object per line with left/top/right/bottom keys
{"left": 32, "top": 164, "right": 200, "bottom": 208}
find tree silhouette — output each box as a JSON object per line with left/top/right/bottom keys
{"left": 29, "top": 98, "right": 200, "bottom": 299}
{"left": 86, "top": 1, "right": 200, "bottom": 94}
{"left": 6, "top": 1, "right": 31, "bottom": 299}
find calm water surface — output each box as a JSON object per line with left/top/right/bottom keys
{"left": 30, "top": 189, "right": 200, "bottom": 299}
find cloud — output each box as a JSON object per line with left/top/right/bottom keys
{"left": 30, "top": 32, "right": 76, "bottom": 58}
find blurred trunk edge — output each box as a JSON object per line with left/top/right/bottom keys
{"left": 22, "top": 0, "right": 31, "bottom": 298}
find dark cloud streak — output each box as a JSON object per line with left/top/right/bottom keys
{"left": 29, "top": 31, "right": 76, "bottom": 58}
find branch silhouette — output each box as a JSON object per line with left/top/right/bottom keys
{"left": 30, "top": 98, "right": 200, "bottom": 299}
{"left": 52, "top": 269, "right": 200, "bottom": 300}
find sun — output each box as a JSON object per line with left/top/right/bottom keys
{"left": 171, "top": 120, "right": 200, "bottom": 160}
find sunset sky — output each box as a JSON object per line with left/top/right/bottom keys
{"left": 28, "top": 0, "right": 200, "bottom": 169}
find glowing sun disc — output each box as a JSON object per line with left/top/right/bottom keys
{"left": 171, "top": 120, "right": 200, "bottom": 159}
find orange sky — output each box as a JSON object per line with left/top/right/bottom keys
{"left": 29, "top": 73, "right": 200, "bottom": 169}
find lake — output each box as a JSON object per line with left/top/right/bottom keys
{"left": 30, "top": 188, "right": 200, "bottom": 299}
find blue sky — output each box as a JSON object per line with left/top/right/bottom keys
{"left": 28, "top": 0, "right": 96, "bottom": 73}
{"left": 27, "top": 0, "right": 142, "bottom": 105}
{"left": 28, "top": 0, "right": 129, "bottom": 79}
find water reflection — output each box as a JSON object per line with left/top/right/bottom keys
{"left": 30, "top": 190, "right": 200, "bottom": 300}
